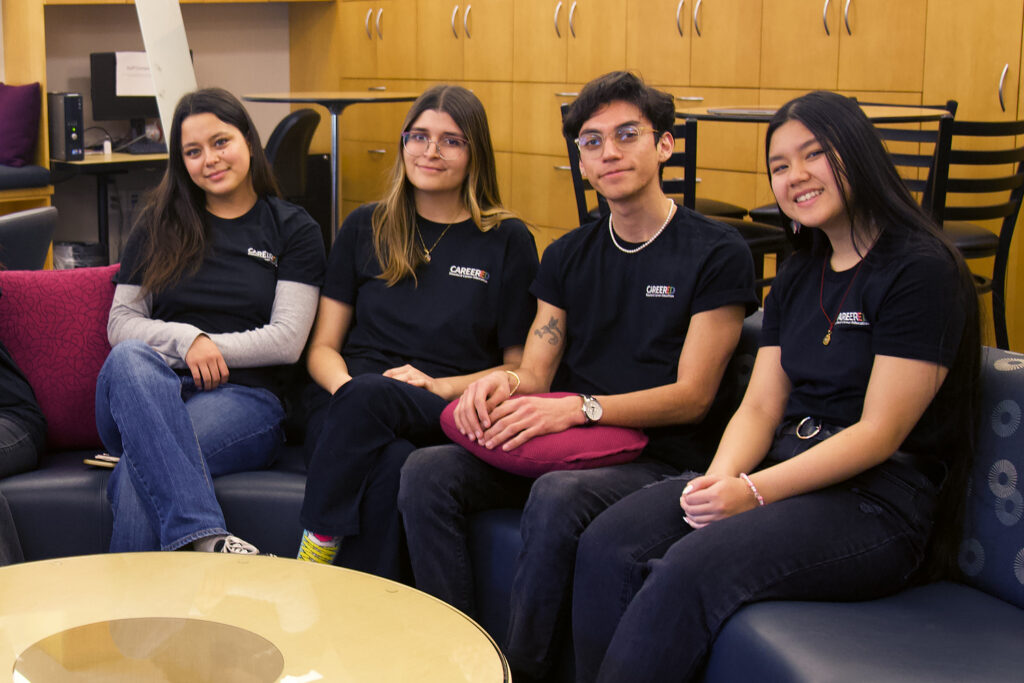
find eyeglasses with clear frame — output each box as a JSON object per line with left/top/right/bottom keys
{"left": 401, "top": 131, "right": 469, "bottom": 160}
{"left": 574, "top": 125, "right": 657, "bottom": 158}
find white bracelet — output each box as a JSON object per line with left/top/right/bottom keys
{"left": 739, "top": 473, "right": 765, "bottom": 506}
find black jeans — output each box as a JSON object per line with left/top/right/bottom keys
{"left": 573, "top": 435, "right": 938, "bottom": 682}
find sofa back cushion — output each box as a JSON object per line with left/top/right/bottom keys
{"left": 0, "top": 265, "right": 118, "bottom": 450}
{"left": 959, "top": 347, "right": 1024, "bottom": 608}
{"left": 0, "top": 82, "right": 42, "bottom": 168}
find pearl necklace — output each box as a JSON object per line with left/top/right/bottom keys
{"left": 608, "top": 199, "right": 676, "bottom": 254}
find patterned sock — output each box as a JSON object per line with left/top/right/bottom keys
{"left": 297, "top": 529, "right": 340, "bottom": 564}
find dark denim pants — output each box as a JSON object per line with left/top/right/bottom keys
{"left": 572, "top": 433, "right": 939, "bottom": 682}
{"left": 399, "top": 443, "right": 678, "bottom": 679}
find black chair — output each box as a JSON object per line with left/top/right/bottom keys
{"left": 265, "top": 108, "right": 322, "bottom": 201}
{"left": 561, "top": 104, "right": 787, "bottom": 297}
{"left": 0, "top": 207, "right": 56, "bottom": 270}
{"left": 941, "top": 118, "right": 1024, "bottom": 350}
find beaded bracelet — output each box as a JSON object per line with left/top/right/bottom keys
{"left": 739, "top": 473, "right": 765, "bottom": 507}
{"left": 505, "top": 370, "right": 522, "bottom": 396}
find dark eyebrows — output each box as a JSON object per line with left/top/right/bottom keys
{"left": 579, "top": 119, "right": 643, "bottom": 136}
{"left": 768, "top": 137, "right": 821, "bottom": 163}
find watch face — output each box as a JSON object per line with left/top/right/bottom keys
{"left": 583, "top": 397, "right": 603, "bottom": 422}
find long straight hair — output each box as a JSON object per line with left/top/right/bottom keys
{"left": 133, "top": 88, "right": 279, "bottom": 293}
{"left": 372, "top": 84, "right": 514, "bottom": 286}
{"left": 766, "top": 91, "right": 981, "bottom": 580}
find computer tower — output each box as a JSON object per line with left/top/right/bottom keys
{"left": 48, "top": 92, "right": 85, "bottom": 161}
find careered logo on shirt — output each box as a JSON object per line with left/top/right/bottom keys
{"left": 836, "top": 311, "right": 869, "bottom": 327}
{"left": 645, "top": 284, "right": 676, "bottom": 299}
{"left": 449, "top": 265, "right": 490, "bottom": 284}
{"left": 247, "top": 247, "right": 279, "bottom": 267}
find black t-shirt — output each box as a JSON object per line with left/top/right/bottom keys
{"left": 117, "top": 196, "right": 326, "bottom": 392}
{"left": 532, "top": 205, "right": 758, "bottom": 465}
{"left": 761, "top": 233, "right": 965, "bottom": 458}
{"left": 323, "top": 203, "right": 539, "bottom": 378}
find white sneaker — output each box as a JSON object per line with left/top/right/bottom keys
{"left": 212, "top": 535, "right": 260, "bottom": 554}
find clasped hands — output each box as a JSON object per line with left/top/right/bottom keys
{"left": 453, "top": 371, "right": 581, "bottom": 451}
{"left": 185, "top": 334, "right": 228, "bottom": 391}
{"left": 680, "top": 474, "right": 761, "bottom": 529}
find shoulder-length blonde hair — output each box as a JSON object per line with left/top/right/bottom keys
{"left": 372, "top": 84, "right": 515, "bottom": 286}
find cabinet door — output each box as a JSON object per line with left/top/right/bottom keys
{"left": 339, "top": 2, "right": 380, "bottom": 79}
{"left": 513, "top": 0, "right": 568, "bottom": 82}
{"left": 463, "top": 0, "right": 515, "bottom": 81}
{"left": 924, "top": 0, "right": 1023, "bottom": 121}
{"left": 417, "top": 0, "right": 464, "bottom": 79}
{"left": 760, "top": 0, "right": 839, "bottom": 90}
{"left": 626, "top": 0, "right": 690, "bottom": 87}
{"left": 689, "top": 0, "right": 762, "bottom": 88}
{"left": 341, "top": 139, "right": 399, "bottom": 203}
{"left": 376, "top": 1, "right": 418, "bottom": 79}
{"left": 566, "top": 0, "right": 627, "bottom": 83}
{"left": 837, "top": 0, "right": 927, "bottom": 92}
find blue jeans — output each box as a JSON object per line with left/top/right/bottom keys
{"left": 398, "top": 444, "right": 678, "bottom": 679}
{"left": 573, "top": 443, "right": 938, "bottom": 682}
{"left": 96, "top": 340, "right": 284, "bottom": 552}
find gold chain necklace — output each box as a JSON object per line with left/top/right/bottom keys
{"left": 415, "top": 222, "right": 454, "bottom": 263}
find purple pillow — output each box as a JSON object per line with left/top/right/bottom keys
{"left": 0, "top": 82, "right": 42, "bottom": 168}
{"left": 440, "top": 392, "right": 648, "bottom": 478}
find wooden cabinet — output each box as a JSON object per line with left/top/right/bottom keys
{"left": 761, "top": 0, "right": 926, "bottom": 92}
{"left": 417, "top": 0, "right": 514, "bottom": 81}
{"left": 339, "top": 1, "right": 417, "bottom": 80}
{"left": 689, "top": 0, "right": 762, "bottom": 88}
{"left": 512, "top": 0, "right": 625, "bottom": 83}
{"left": 626, "top": 0, "right": 691, "bottom": 86}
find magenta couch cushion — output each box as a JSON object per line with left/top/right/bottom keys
{"left": 0, "top": 82, "right": 42, "bottom": 168}
{"left": 440, "top": 392, "right": 648, "bottom": 478}
{"left": 0, "top": 265, "right": 118, "bottom": 450}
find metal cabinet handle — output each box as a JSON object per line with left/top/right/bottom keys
{"left": 554, "top": 165, "right": 572, "bottom": 171}
{"left": 569, "top": 2, "right": 577, "bottom": 38}
{"left": 451, "top": 5, "right": 460, "bottom": 38}
{"left": 376, "top": 8, "right": 384, "bottom": 39}
{"left": 464, "top": 5, "right": 472, "bottom": 38}
{"left": 554, "top": 1, "right": 563, "bottom": 38}
{"left": 676, "top": 0, "right": 685, "bottom": 36}
{"left": 555, "top": 91, "right": 580, "bottom": 97}
{"left": 999, "top": 63, "right": 1010, "bottom": 112}
{"left": 823, "top": 0, "right": 831, "bottom": 36}
{"left": 843, "top": 0, "right": 851, "bottom": 35}
{"left": 364, "top": 8, "right": 374, "bottom": 38}
{"left": 368, "top": 149, "right": 388, "bottom": 155}
{"left": 693, "top": 0, "right": 702, "bottom": 37}
{"left": 675, "top": 95, "right": 704, "bottom": 102}
{"left": 368, "top": 86, "right": 387, "bottom": 91}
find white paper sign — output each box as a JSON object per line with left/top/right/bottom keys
{"left": 114, "top": 52, "right": 156, "bottom": 97}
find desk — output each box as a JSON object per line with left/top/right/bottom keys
{"left": 2, "top": 553, "right": 508, "bottom": 681}
{"left": 244, "top": 91, "right": 420, "bottom": 236}
{"left": 678, "top": 104, "right": 951, "bottom": 123}
{"left": 51, "top": 152, "right": 168, "bottom": 265}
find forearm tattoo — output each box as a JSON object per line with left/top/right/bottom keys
{"left": 533, "top": 316, "right": 563, "bottom": 346}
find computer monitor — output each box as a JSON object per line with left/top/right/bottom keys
{"left": 89, "top": 52, "right": 160, "bottom": 124}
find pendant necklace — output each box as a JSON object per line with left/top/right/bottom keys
{"left": 608, "top": 198, "right": 676, "bottom": 254}
{"left": 416, "top": 222, "right": 454, "bottom": 263}
{"left": 819, "top": 253, "right": 866, "bottom": 346}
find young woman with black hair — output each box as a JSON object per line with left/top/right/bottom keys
{"left": 96, "top": 88, "right": 325, "bottom": 554}
{"left": 296, "top": 85, "right": 538, "bottom": 579}
{"left": 571, "top": 90, "right": 981, "bottom": 682}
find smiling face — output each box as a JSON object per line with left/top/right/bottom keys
{"left": 180, "top": 112, "right": 255, "bottom": 208}
{"left": 403, "top": 109, "right": 470, "bottom": 200}
{"left": 576, "top": 100, "right": 673, "bottom": 206}
{"left": 768, "top": 119, "right": 850, "bottom": 235}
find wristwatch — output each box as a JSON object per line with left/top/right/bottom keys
{"left": 579, "top": 394, "right": 603, "bottom": 425}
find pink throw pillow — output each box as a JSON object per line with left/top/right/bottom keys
{"left": 0, "top": 82, "right": 42, "bottom": 168}
{"left": 440, "top": 392, "right": 648, "bottom": 478}
{"left": 0, "top": 265, "right": 118, "bottom": 450}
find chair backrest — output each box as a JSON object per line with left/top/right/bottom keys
{"left": 0, "top": 207, "right": 56, "bottom": 270}
{"left": 265, "top": 108, "right": 322, "bottom": 200}
{"left": 944, "top": 118, "right": 1024, "bottom": 348}
{"left": 860, "top": 100, "right": 957, "bottom": 222}
{"left": 560, "top": 103, "right": 698, "bottom": 224}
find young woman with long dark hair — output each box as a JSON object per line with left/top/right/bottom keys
{"left": 96, "top": 88, "right": 325, "bottom": 554}
{"left": 571, "top": 90, "right": 981, "bottom": 681}
{"left": 296, "top": 85, "right": 538, "bottom": 579}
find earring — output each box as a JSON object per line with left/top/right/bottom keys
{"left": 790, "top": 220, "right": 801, "bottom": 235}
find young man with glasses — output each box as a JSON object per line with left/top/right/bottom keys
{"left": 399, "top": 71, "right": 756, "bottom": 681}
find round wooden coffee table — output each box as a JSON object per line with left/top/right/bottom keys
{"left": 0, "top": 553, "right": 508, "bottom": 681}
